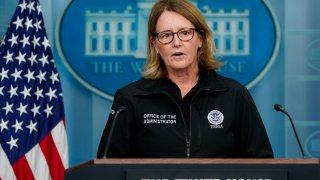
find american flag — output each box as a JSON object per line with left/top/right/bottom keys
{"left": 0, "top": 0, "right": 68, "bottom": 179}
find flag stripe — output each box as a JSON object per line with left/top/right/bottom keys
{"left": 51, "top": 120, "right": 69, "bottom": 168}
{"left": 0, "top": 145, "right": 16, "bottom": 180}
{"left": 0, "top": 0, "right": 68, "bottom": 179}
{"left": 12, "top": 155, "right": 34, "bottom": 180}
{"left": 25, "top": 144, "right": 51, "bottom": 180}
{"left": 40, "top": 132, "right": 64, "bottom": 180}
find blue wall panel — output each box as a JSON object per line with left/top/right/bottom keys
{"left": 1, "top": 0, "right": 319, "bottom": 167}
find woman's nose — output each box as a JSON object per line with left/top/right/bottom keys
{"left": 171, "top": 33, "right": 181, "bottom": 46}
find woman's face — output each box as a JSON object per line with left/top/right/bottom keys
{"left": 153, "top": 10, "right": 202, "bottom": 73}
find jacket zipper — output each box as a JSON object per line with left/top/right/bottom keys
{"left": 187, "top": 90, "right": 202, "bottom": 157}
{"left": 186, "top": 88, "right": 223, "bottom": 157}
{"left": 155, "top": 92, "right": 190, "bottom": 157}
{"left": 186, "top": 141, "right": 190, "bottom": 157}
{"left": 154, "top": 88, "right": 225, "bottom": 157}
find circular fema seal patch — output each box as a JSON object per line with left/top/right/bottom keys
{"left": 207, "top": 110, "right": 224, "bottom": 125}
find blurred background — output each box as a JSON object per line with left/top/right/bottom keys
{"left": 1, "top": 0, "right": 319, "bottom": 167}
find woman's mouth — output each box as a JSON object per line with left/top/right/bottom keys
{"left": 172, "top": 52, "right": 184, "bottom": 56}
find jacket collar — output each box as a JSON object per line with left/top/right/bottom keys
{"left": 198, "top": 70, "right": 229, "bottom": 92}
{"left": 135, "top": 70, "right": 229, "bottom": 95}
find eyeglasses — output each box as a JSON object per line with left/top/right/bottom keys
{"left": 155, "top": 28, "right": 197, "bottom": 44}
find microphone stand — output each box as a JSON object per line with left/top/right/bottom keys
{"left": 274, "top": 104, "right": 305, "bottom": 158}
{"left": 97, "top": 106, "right": 126, "bottom": 158}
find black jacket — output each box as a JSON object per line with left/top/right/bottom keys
{"left": 97, "top": 70, "right": 274, "bottom": 158}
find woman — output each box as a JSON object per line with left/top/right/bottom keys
{"left": 97, "top": 0, "right": 274, "bottom": 158}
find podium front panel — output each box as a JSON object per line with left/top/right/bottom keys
{"left": 65, "top": 159, "right": 320, "bottom": 180}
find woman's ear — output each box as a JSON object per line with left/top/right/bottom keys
{"left": 198, "top": 33, "right": 203, "bottom": 49}
{"left": 198, "top": 39, "right": 203, "bottom": 49}
{"left": 150, "top": 36, "right": 159, "bottom": 54}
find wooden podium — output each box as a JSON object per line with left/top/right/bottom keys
{"left": 65, "top": 158, "right": 320, "bottom": 180}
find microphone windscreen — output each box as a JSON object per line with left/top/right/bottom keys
{"left": 274, "top": 104, "right": 282, "bottom": 111}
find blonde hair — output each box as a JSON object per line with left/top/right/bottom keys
{"left": 142, "top": 0, "right": 221, "bottom": 79}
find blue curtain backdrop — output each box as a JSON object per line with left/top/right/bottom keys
{"left": 0, "top": 0, "right": 319, "bottom": 167}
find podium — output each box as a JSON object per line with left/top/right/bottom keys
{"left": 65, "top": 158, "right": 320, "bottom": 180}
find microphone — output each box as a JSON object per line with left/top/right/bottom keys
{"left": 274, "top": 104, "right": 305, "bottom": 158}
{"left": 97, "top": 106, "right": 126, "bottom": 158}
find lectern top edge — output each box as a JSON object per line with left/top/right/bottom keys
{"left": 92, "top": 158, "right": 320, "bottom": 165}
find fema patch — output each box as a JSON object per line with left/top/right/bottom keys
{"left": 56, "top": 0, "right": 280, "bottom": 100}
{"left": 207, "top": 110, "right": 224, "bottom": 129}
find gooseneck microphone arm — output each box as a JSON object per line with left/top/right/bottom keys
{"left": 274, "top": 104, "right": 305, "bottom": 158}
{"left": 97, "top": 106, "right": 126, "bottom": 158}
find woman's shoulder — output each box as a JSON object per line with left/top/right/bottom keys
{"left": 205, "top": 70, "right": 247, "bottom": 91}
{"left": 117, "top": 77, "right": 160, "bottom": 94}
{"left": 117, "top": 78, "right": 144, "bottom": 91}
{"left": 217, "top": 73, "right": 244, "bottom": 88}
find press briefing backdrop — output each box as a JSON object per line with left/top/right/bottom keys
{"left": 0, "top": 0, "right": 319, "bottom": 166}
